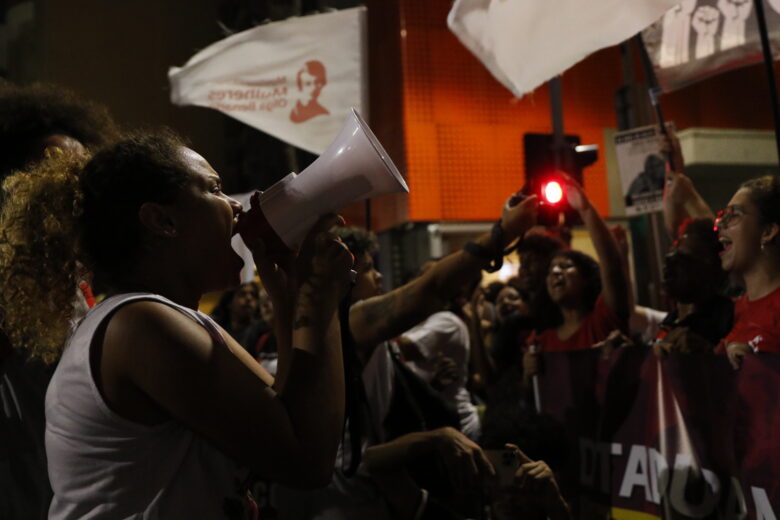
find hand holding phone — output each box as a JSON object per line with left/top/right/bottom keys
{"left": 485, "top": 447, "right": 520, "bottom": 488}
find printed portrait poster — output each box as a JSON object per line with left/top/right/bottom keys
{"left": 168, "top": 7, "right": 366, "bottom": 155}
{"left": 614, "top": 125, "right": 666, "bottom": 216}
{"left": 642, "top": 0, "right": 780, "bottom": 92}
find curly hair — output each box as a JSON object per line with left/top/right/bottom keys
{"left": 516, "top": 231, "right": 565, "bottom": 258}
{"left": 331, "top": 226, "right": 378, "bottom": 258}
{"left": 0, "top": 130, "right": 190, "bottom": 362}
{"left": 0, "top": 82, "right": 120, "bottom": 179}
{"left": 0, "top": 151, "right": 88, "bottom": 363}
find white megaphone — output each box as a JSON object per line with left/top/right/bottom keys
{"left": 237, "top": 108, "right": 409, "bottom": 257}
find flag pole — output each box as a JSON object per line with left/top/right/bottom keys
{"left": 549, "top": 75, "right": 566, "bottom": 170}
{"left": 633, "top": 34, "right": 670, "bottom": 311}
{"left": 634, "top": 34, "right": 676, "bottom": 169}
{"left": 753, "top": 0, "right": 780, "bottom": 164}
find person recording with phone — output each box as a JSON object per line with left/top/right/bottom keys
{"left": 487, "top": 444, "right": 571, "bottom": 520}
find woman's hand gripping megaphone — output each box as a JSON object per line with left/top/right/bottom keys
{"left": 236, "top": 190, "right": 293, "bottom": 268}
{"left": 238, "top": 191, "right": 355, "bottom": 314}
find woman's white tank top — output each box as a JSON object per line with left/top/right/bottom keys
{"left": 45, "top": 293, "right": 246, "bottom": 519}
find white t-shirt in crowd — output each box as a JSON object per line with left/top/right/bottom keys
{"left": 402, "top": 311, "right": 481, "bottom": 441}
{"left": 45, "top": 293, "right": 246, "bottom": 519}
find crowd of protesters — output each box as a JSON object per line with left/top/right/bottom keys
{"left": 0, "top": 81, "right": 777, "bottom": 519}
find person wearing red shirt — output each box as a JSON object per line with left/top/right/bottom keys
{"left": 716, "top": 175, "right": 780, "bottom": 368}
{"left": 527, "top": 177, "right": 629, "bottom": 355}
{"left": 722, "top": 289, "right": 780, "bottom": 355}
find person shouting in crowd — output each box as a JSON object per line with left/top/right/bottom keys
{"left": 717, "top": 175, "right": 780, "bottom": 368}
{"left": 490, "top": 232, "right": 565, "bottom": 354}
{"left": 0, "top": 131, "right": 354, "bottom": 517}
{"left": 528, "top": 176, "right": 629, "bottom": 354}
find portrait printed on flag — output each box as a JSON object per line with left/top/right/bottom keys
{"left": 168, "top": 7, "right": 366, "bottom": 155}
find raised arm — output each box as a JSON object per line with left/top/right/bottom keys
{"left": 565, "top": 177, "right": 629, "bottom": 320}
{"left": 349, "top": 195, "right": 538, "bottom": 361}
{"left": 662, "top": 126, "right": 714, "bottom": 239}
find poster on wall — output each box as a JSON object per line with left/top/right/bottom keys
{"left": 614, "top": 125, "right": 666, "bottom": 216}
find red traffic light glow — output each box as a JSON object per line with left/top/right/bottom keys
{"left": 542, "top": 180, "right": 564, "bottom": 204}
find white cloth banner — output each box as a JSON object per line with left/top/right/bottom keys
{"left": 447, "top": 0, "right": 682, "bottom": 98}
{"left": 168, "top": 7, "right": 366, "bottom": 155}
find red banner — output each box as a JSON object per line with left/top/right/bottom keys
{"left": 536, "top": 348, "right": 780, "bottom": 519}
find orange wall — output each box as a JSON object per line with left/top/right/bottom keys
{"left": 363, "top": 0, "right": 780, "bottom": 230}
{"left": 398, "top": 1, "right": 623, "bottom": 222}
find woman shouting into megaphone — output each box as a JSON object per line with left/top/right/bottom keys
{"left": 0, "top": 131, "right": 354, "bottom": 518}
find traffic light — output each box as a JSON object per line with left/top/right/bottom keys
{"left": 541, "top": 179, "right": 564, "bottom": 205}
{"left": 522, "top": 133, "right": 598, "bottom": 226}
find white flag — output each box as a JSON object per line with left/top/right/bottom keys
{"left": 169, "top": 7, "right": 366, "bottom": 155}
{"left": 447, "top": 0, "right": 682, "bottom": 98}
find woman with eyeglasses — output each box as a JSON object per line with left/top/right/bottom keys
{"left": 526, "top": 177, "right": 630, "bottom": 354}
{"left": 716, "top": 175, "right": 780, "bottom": 369}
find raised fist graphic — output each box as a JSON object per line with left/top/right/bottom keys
{"left": 692, "top": 5, "right": 721, "bottom": 59}
{"left": 718, "top": 0, "right": 752, "bottom": 50}
{"left": 660, "top": 0, "right": 697, "bottom": 67}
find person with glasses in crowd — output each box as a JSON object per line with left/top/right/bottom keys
{"left": 715, "top": 176, "right": 780, "bottom": 368}
{"left": 526, "top": 177, "right": 630, "bottom": 354}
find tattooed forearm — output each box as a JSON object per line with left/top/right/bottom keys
{"left": 352, "top": 288, "right": 433, "bottom": 349}
{"left": 361, "top": 291, "right": 398, "bottom": 329}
